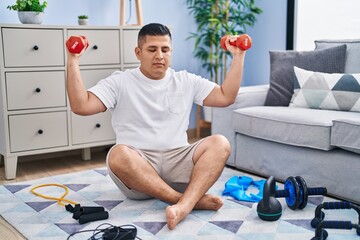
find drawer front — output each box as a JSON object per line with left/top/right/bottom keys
{"left": 80, "top": 68, "right": 120, "bottom": 88}
{"left": 9, "top": 112, "right": 68, "bottom": 152}
{"left": 2, "top": 28, "right": 64, "bottom": 67}
{"left": 67, "top": 29, "right": 120, "bottom": 65}
{"left": 6, "top": 71, "right": 66, "bottom": 110}
{"left": 123, "top": 30, "right": 140, "bottom": 64}
{"left": 71, "top": 111, "right": 115, "bottom": 144}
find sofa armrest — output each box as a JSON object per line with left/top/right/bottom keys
{"left": 213, "top": 84, "right": 269, "bottom": 127}
{"left": 232, "top": 84, "right": 269, "bottom": 109}
{"left": 212, "top": 84, "right": 269, "bottom": 166}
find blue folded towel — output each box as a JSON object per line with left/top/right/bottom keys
{"left": 222, "top": 176, "right": 265, "bottom": 202}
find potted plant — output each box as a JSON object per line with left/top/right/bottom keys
{"left": 7, "top": 0, "right": 48, "bottom": 24}
{"left": 78, "top": 15, "right": 89, "bottom": 25}
{"left": 186, "top": 0, "right": 262, "bottom": 124}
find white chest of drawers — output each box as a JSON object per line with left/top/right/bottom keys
{"left": 0, "top": 24, "right": 140, "bottom": 179}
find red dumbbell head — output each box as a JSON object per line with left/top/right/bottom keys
{"left": 236, "top": 34, "right": 252, "bottom": 51}
{"left": 66, "top": 35, "right": 89, "bottom": 54}
{"left": 220, "top": 34, "right": 252, "bottom": 51}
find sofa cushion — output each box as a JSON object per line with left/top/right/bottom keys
{"left": 290, "top": 67, "right": 360, "bottom": 112}
{"left": 232, "top": 106, "right": 360, "bottom": 150}
{"left": 264, "top": 44, "right": 347, "bottom": 107}
{"left": 315, "top": 39, "right": 360, "bottom": 73}
{"left": 331, "top": 118, "right": 360, "bottom": 154}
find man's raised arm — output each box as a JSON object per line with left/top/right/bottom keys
{"left": 66, "top": 49, "right": 106, "bottom": 116}
{"left": 203, "top": 35, "right": 247, "bottom": 107}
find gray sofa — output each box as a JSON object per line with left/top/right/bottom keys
{"left": 212, "top": 40, "right": 360, "bottom": 204}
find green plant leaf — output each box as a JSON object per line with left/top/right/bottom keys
{"left": 7, "top": 0, "right": 48, "bottom": 12}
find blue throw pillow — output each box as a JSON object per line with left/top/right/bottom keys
{"left": 290, "top": 66, "right": 360, "bottom": 112}
{"left": 264, "top": 44, "right": 347, "bottom": 106}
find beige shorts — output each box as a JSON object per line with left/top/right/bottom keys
{"left": 106, "top": 140, "right": 204, "bottom": 200}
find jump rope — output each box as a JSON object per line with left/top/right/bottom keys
{"left": 30, "top": 183, "right": 140, "bottom": 239}
{"left": 30, "top": 183, "right": 77, "bottom": 206}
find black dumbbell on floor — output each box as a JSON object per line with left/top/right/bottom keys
{"left": 257, "top": 176, "right": 328, "bottom": 221}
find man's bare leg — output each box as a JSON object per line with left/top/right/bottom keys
{"left": 108, "top": 134, "right": 230, "bottom": 228}
{"left": 108, "top": 144, "right": 182, "bottom": 204}
{"left": 165, "top": 134, "right": 230, "bottom": 229}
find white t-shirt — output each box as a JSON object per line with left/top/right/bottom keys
{"left": 88, "top": 67, "right": 216, "bottom": 149}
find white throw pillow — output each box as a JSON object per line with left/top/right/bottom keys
{"left": 289, "top": 66, "right": 360, "bottom": 112}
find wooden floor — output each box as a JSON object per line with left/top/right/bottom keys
{"left": 0, "top": 148, "right": 109, "bottom": 184}
{"left": 0, "top": 136, "right": 203, "bottom": 239}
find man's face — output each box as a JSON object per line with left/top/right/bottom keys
{"left": 135, "top": 35, "right": 172, "bottom": 80}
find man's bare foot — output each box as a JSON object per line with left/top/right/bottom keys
{"left": 194, "top": 194, "right": 223, "bottom": 210}
{"left": 166, "top": 205, "right": 188, "bottom": 230}
{"left": 165, "top": 195, "right": 223, "bottom": 230}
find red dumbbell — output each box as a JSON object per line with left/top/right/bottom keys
{"left": 66, "top": 35, "right": 89, "bottom": 54}
{"left": 220, "top": 34, "right": 252, "bottom": 51}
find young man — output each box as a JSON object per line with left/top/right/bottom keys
{"left": 66, "top": 23, "right": 246, "bottom": 230}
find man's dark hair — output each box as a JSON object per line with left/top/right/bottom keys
{"left": 138, "top": 23, "right": 172, "bottom": 46}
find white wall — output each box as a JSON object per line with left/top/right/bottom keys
{"left": 294, "top": 0, "right": 360, "bottom": 50}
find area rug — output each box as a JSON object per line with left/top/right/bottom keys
{"left": 0, "top": 167, "right": 358, "bottom": 240}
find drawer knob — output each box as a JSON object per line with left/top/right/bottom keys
{"left": 93, "top": 45, "right": 98, "bottom": 50}
{"left": 95, "top": 123, "right": 101, "bottom": 128}
{"left": 35, "top": 88, "right": 41, "bottom": 93}
{"left": 37, "top": 129, "right": 44, "bottom": 135}
{"left": 33, "top": 45, "right": 39, "bottom": 51}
